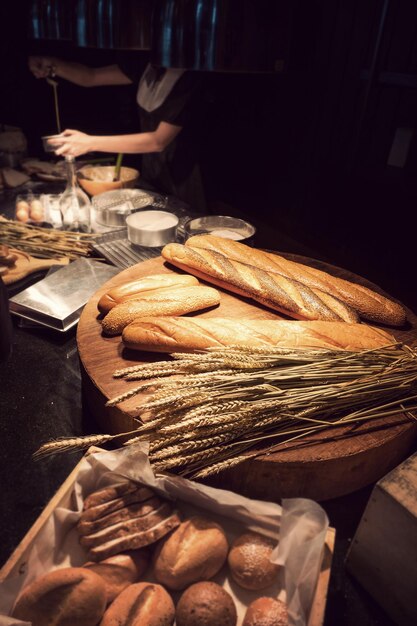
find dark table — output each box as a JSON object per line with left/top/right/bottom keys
{"left": 0, "top": 181, "right": 410, "bottom": 626}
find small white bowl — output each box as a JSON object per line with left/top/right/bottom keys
{"left": 126, "top": 210, "right": 179, "bottom": 247}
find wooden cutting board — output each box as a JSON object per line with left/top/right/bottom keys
{"left": 77, "top": 253, "right": 417, "bottom": 501}
{"left": 1, "top": 249, "right": 69, "bottom": 285}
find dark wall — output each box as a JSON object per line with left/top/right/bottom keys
{"left": 1, "top": 1, "right": 416, "bottom": 309}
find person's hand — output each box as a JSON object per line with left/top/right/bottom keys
{"left": 28, "top": 56, "right": 58, "bottom": 79}
{"left": 50, "top": 129, "right": 94, "bottom": 158}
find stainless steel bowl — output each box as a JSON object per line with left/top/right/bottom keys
{"left": 183, "top": 215, "right": 256, "bottom": 245}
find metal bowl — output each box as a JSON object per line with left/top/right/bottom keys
{"left": 183, "top": 215, "right": 256, "bottom": 245}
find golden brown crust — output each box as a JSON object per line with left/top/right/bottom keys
{"left": 83, "top": 551, "right": 149, "bottom": 604}
{"left": 97, "top": 274, "right": 199, "bottom": 314}
{"left": 81, "top": 485, "right": 155, "bottom": 522}
{"left": 228, "top": 532, "right": 280, "bottom": 590}
{"left": 100, "top": 581, "right": 175, "bottom": 626}
{"left": 176, "top": 581, "right": 237, "bottom": 626}
{"left": 162, "top": 243, "right": 358, "bottom": 323}
{"left": 101, "top": 285, "right": 221, "bottom": 336}
{"left": 153, "top": 516, "right": 229, "bottom": 590}
{"left": 78, "top": 496, "right": 163, "bottom": 536}
{"left": 12, "top": 567, "right": 107, "bottom": 626}
{"left": 242, "top": 597, "right": 288, "bottom": 626}
{"left": 122, "top": 317, "right": 396, "bottom": 353}
{"left": 185, "top": 235, "right": 406, "bottom": 326}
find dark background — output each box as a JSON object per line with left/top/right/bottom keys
{"left": 1, "top": 2, "right": 417, "bottom": 625}
{"left": 1, "top": 0, "right": 416, "bottom": 313}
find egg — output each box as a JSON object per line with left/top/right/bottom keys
{"left": 15, "top": 208, "right": 29, "bottom": 222}
{"left": 29, "top": 209, "right": 44, "bottom": 222}
{"left": 29, "top": 200, "right": 45, "bottom": 221}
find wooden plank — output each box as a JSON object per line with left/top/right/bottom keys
{"left": 76, "top": 252, "right": 417, "bottom": 502}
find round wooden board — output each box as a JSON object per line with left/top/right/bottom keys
{"left": 77, "top": 253, "right": 417, "bottom": 501}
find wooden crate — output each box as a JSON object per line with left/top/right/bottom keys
{"left": 0, "top": 457, "right": 335, "bottom": 626}
{"left": 346, "top": 451, "right": 417, "bottom": 626}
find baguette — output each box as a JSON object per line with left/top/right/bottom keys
{"left": 122, "top": 317, "right": 396, "bottom": 353}
{"left": 101, "top": 285, "right": 220, "bottom": 336}
{"left": 161, "top": 243, "right": 358, "bottom": 323}
{"left": 97, "top": 273, "right": 199, "bottom": 314}
{"left": 185, "top": 235, "right": 406, "bottom": 326}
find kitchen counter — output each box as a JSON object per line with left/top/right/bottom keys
{"left": 0, "top": 181, "right": 412, "bottom": 625}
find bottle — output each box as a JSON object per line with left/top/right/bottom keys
{"left": 59, "top": 156, "right": 91, "bottom": 232}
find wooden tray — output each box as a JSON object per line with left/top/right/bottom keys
{"left": 0, "top": 450, "right": 335, "bottom": 626}
{"left": 1, "top": 249, "right": 69, "bottom": 285}
{"left": 77, "top": 254, "right": 417, "bottom": 502}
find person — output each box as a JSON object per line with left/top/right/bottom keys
{"left": 28, "top": 56, "right": 207, "bottom": 212}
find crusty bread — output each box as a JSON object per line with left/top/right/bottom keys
{"left": 122, "top": 317, "right": 396, "bottom": 353}
{"left": 83, "top": 551, "right": 149, "bottom": 604}
{"left": 87, "top": 510, "right": 181, "bottom": 562}
{"left": 175, "top": 581, "right": 237, "bottom": 626}
{"left": 100, "top": 581, "right": 175, "bottom": 626}
{"left": 101, "top": 285, "right": 221, "bottom": 336}
{"left": 83, "top": 482, "right": 150, "bottom": 510}
{"left": 97, "top": 273, "right": 199, "bottom": 314}
{"left": 228, "top": 532, "right": 280, "bottom": 590}
{"left": 161, "top": 243, "right": 358, "bottom": 323}
{"left": 153, "top": 516, "right": 229, "bottom": 590}
{"left": 81, "top": 485, "right": 155, "bottom": 522}
{"left": 185, "top": 235, "right": 406, "bottom": 326}
{"left": 12, "top": 567, "right": 107, "bottom": 626}
{"left": 242, "top": 597, "right": 288, "bottom": 626}
{"left": 78, "top": 496, "right": 163, "bottom": 536}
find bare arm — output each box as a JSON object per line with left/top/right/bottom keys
{"left": 51, "top": 122, "right": 182, "bottom": 157}
{"left": 28, "top": 56, "right": 132, "bottom": 87}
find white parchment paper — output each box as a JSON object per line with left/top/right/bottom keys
{"left": 0, "top": 443, "right": 329, "bottom": 626}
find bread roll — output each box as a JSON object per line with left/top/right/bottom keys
{"left": 12, "top": 567, "right": 107, "bottom": 626}
{"left": 97, "top": 273, "right": 199, "bottom": 314}
{"left": 228, "top": 532, "right": 280, "bottom": 590}
{"left": 176, "top": 581, "right": 237, "bottom": 626}
{"left": 122, "top": 317, "right": 396, "bottom": 353}
{"left": 185, "top": 234, "right": 406, "bottom": 326}
{"left": 83, "top": 550, "right": 149, "bottom": 603}
{"left": 100, "top": 581, "right": 175, "bottom": 626}
{"left": 162, "top": 243, "right": 358, "bottom": 323}
{"left": 101, "top": 285, "right": 220, "bottom": 335}
{"left": 153, "top": 516, "right": 229, "bottom": 590}
{"left": 242, "top": 597, "right": 288, "bottom": 626}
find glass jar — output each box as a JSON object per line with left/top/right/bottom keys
{"left": 59, "top": 156, "right": 91, "bottom": 232}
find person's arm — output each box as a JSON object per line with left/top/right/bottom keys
{"left": 50, "top": 122, "right": 182, "bottom": 157}
{"left": 28, "top": 56, "right": 132, "bottom": 87}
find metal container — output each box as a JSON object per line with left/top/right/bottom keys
{"left": 126, "top": 210, "right": 179, "bottom": 247}
{"left": 183, "top": 215, "right": 256, "bottom": 245}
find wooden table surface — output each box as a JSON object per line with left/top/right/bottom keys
{"left": 77, "top": 252, "right": 417, "bottom": 502}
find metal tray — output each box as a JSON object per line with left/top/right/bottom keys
{"left": 93, "top": 214, "right": 189, "bottom": 269}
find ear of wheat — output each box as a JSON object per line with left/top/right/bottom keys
{"left": 34, "top": 344, "right": 417, "bottom": 479}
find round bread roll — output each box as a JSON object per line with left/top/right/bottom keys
{"left": 228, "top": 532, "right": 280, "bottom": 590}
{"left": 176, "top": 581, "right": 237, "bottom": 626}
{"left": 83, "top": 549, "right": 149, "bottom": 603}
{"left": 12, "top": 566, "right": 107, "bottom": 626}
{"left": 100, "top": 581, "right": 175, "bottom": 626}
{"left": 153, "top": 516, "right": 228, "bottom": 590}
{"left": 242, "top": 597, "right": 289, "bottom": 626}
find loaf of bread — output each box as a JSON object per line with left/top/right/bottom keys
{"left": 185, "top": 234, "right": 406, "bottom": 326}
{"left": 162, "top": 243, "right": 358, "bottom": 323}
{"left": 78, "top": 482, "right": 182, "bottom": 562}
{"left": 83, "top": 551, "right": 149, "bottom": 603}
{"left": 12, "top": 567, "right": 107, "bottom": 626}
{"left": 122, "top": 317, "right": 396, "bottom": 353}
{"left": 228, "top": 532, "right": 280, "bottom": 590}
{"left": 100, "top": 581, "right": 175, "bottom": 626}
{"left": 242, "top": 597, "right": 288, "bottom": 626}
{"left": 176, "top": 581, "right": 237, "bottom": 626}
{"left": 153, "top": 516, "right": 229, "bottom": 590}
{"left": 97, "top": 273, "right": 199, "bottom": 314}
{"left": 101, "top": 285, "right": 221, "bottom": 335}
